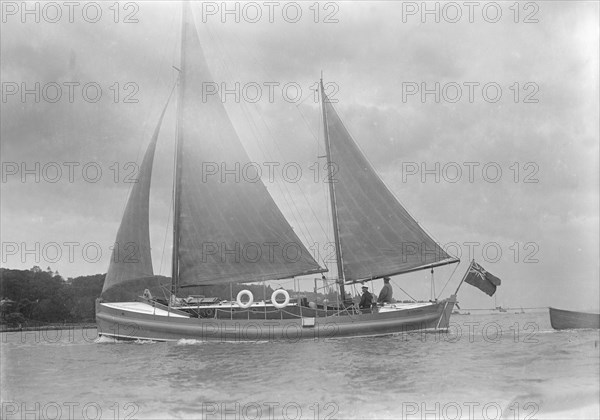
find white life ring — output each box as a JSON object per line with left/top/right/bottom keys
{"left": 236, "top": 290, "right": 254, "bottom": 309}
{"left": 271, "top": 289, "right": 290, "bottom": 309}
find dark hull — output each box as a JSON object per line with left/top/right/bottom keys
{"left": 96, "top": 296, "right": 456, "bottom": 342}
{"left": 549, "top": 307, "right": 600, "bottom": 330}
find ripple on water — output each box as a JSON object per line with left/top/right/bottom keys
{"left": 1, "top": 312, "right": 598, "bottom": 418}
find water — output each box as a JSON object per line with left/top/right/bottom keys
{"left": 2, "top": 312, "right": 598, "bottom": 419}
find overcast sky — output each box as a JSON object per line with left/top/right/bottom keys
{"left": 1, "top": 1, "right": 598, "bottom": 310}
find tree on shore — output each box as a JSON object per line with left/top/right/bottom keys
{"left": 0, "top": 267, "right": 104, "bottom": 325}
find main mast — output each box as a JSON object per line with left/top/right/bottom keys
{"left": 171, "top": 2, "right": 187, "bottom": 296}
{"left": 320, "top": 78, "right": 346, "bottom": 302}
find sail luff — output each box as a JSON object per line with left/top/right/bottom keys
{"left": 320, "top": 79, "right": 346, "bottom": 299}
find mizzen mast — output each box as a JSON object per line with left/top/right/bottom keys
{"left": 320, "top": 77, "right": 346, "bottom": 302}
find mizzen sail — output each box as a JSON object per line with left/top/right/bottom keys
{"left": 174, "top": 5, "right": 324, "bottom": 287}
{"left": 322, "top": 91, "right": 455, "bottom": 284}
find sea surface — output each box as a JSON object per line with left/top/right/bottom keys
{"left": 1, "top": 311, "right": 599, "bottom": 420}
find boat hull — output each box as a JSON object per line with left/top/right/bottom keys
{"left": 96, "top": 296, "right": 456, "bottom": 342}
{"left": 549, "top": 307, "right": 600, "bottom": 330}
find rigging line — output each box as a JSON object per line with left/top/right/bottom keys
{"left": 249, "top": 82, "right": 333, "bottom": 266}
{"left": 257, "top": 99, "right": 334, "bottom": 261}
{"left": 396, "top": 284, "right": 417, "bottom": 302}
{"left": 295, "top": 94, "right": 337, "bottom": 272}
{"left": 239, "top": 108, "right": 320, "bottom": 250}
{"left": 326, "top": 99, "right": 455, "bottom": 260}
{"left": 318, "top": 101, "right": 334, "bottom": 268}
{"left": 221, "top": 28, "right": 320, "bottom": 152}
{"left": 118, "top": 10, "right": 178, "bottom": 219}
{"left": 298, "top": 116, "right": 333, "bottom": 252}
{"left": 225, "top": 27, "right": 334, "bottom": 248}
{"left": 296, "top": 102, "right": 322, "bottom": 147}
{"left": 296, "top": 93, "right": 313, "bottom": 107}
{"left": 236, "top": 103, "right": 316, "bottom": 248}
{"left": 158, "top": 192, "right": 174, "bottom": 276}
{"left": 157, "top": 5, "right": 179, "bottom": 277}
{"left": 153, "top": 79, "right": 179, "bottom": 278}
{"left": 304, "top": 83, "right": 335, "bottom": 270}
{"left": 295, "top": 102, "right": 322, "bottom": 148}
{"left": 321, "top": 84, "right": 346, "bottom": 285}
{"left": 436, "top": 259, "right": 461, "bottom": 299}
{"left": 159, "top": 283, "right": 171, "bottom": 302}
{"left": 201, "top": 26, "right": 315, "bottom": 249}
{"left": 295, "top": 102, "right": 335, "bottom": 246}
{"left": 247, "top": 105, "right": 323, "bottom": 248}
{"left": 202, "top": 23, "right": 319, "bottom": 258}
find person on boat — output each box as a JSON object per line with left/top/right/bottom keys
{"left": 359, "top": 285, "right": 373, "bottom": 311}
{"left": 377, "top": 277, "right": 394, "bottom": 304}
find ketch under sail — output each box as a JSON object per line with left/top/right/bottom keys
{"left": 95, "top": 2, "right": 470, "bottom": 342}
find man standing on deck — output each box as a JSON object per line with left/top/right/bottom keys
{"left": 377, "top": 277, "right": 394, "bottom": 304}
{"left": 359, "top": 285, "right": 373, "bottom": 311}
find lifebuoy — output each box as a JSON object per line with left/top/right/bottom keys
{"left": 236, "top": 290, "right": 254, "bottom": 308}
{"left": 271, "top": 289, "right": 290, "bottom": 309}
{"left": 201, "top": 308, "right": 214, "bottom": 318}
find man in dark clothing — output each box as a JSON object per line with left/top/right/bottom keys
{"left": 378, "top": 277, "right": 394, "bottom": 304}
{"left": 359, "top": 285, "right": 373, "bottom": 311}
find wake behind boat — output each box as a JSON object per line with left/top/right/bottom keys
{"left": 549, "top": 307, "right": 600, "bottom": 330}
{"left": 95, "top": 2, "right": 502, "bottom": 342}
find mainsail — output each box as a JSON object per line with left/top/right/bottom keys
{"left": 101, "top": 97, "right": 171, "bottom": 298}
{"left": 173, "top": 5, "right": 325, "bottom": 287}
{"left": 321, "top": 88, "right": 456, "bottom": 284}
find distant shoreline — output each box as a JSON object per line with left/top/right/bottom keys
{"left": 0, "top": 323, "right": 97, "bottom": 333}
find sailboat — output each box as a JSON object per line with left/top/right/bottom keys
{"left": 549, "top": 307, "right": 600, "bottom": 330}
{"left": 95, "top": 3, "right": 466, "bottom": 341}
{"left": 494, "top": 294, "right": 507, "bottom": 313}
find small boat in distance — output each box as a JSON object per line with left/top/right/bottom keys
{"left": 452, "top": 310, "right": 470, "bottom": 315}
{"left": 494, "top": 294, "right": 507, "bottom": 312}
{"left": 549, "top": 307, "right": 600, "bottom": 330}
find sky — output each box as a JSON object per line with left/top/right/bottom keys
{"left": 1, "top": 1, "right": 598, "bottom": 310}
